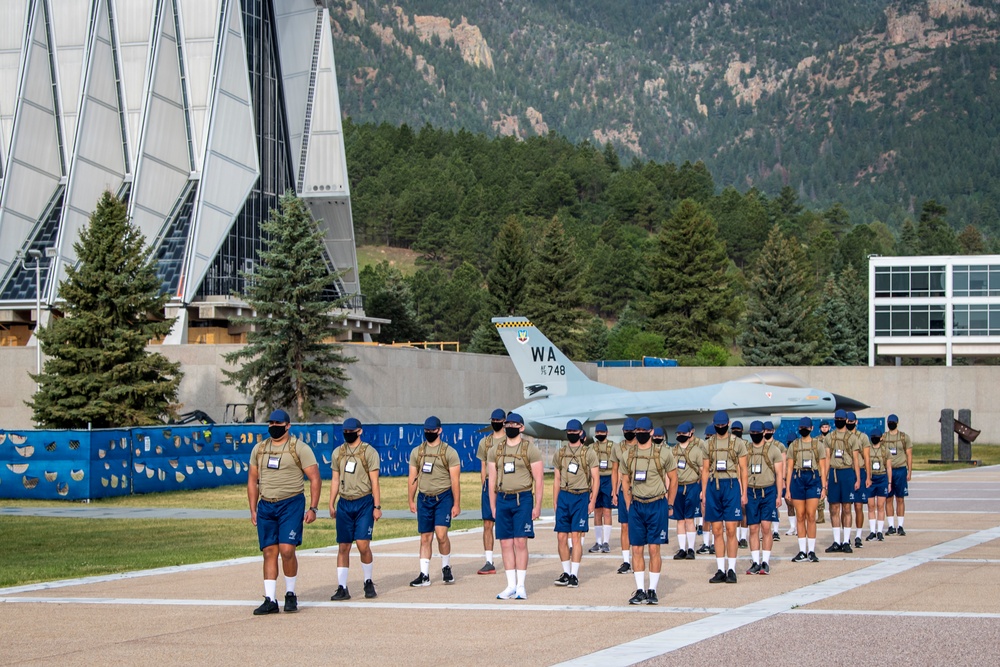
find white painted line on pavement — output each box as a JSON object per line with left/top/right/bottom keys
{"left": 788, "top": 608, "right": 1000, "bottom": 619}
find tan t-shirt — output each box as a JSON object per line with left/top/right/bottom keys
{"left": 705, "top": 434, "right": 748, "bottom": 480}
{"left": 673, "top": 440, "right": 707, "bottom": 485}
{"left": 477, "top": 433, "right": 506, "bottom": 465}
{"left": 251, "top": 437, "right": 318, "bottom": 501}
{"left": 553, "top": 443, "right": 598, "bottom": 492}
{"left": 748, "top": 442, "right": 783, "bottom": 488}
{"left": 789, "top": 437, "right": 826, "bottom": 471}
{"left": 488, "top": 438, "right": 543, "bottom": 493}
{"left": 884, "top": 430, "right": 912, "bottom": 468}
{"left": 621, "top": 445, "right": 676, "bottom": 499}
{"left": 591, "top": 437, "right": 614, "bottom": 477}
{"left": 409, "top": 441, "right": 461, "bottom": 495}
{"left": 825, "top": 430, "right": 856, "bottom": 470}
{"left": 869, "top": 440, "right": 890, "bottom": 475}
{"left": 611, "top": 440, "right": 636, "bottom": 468}
{"left": 332, "top": 441, "right": 380, "bottom": 499}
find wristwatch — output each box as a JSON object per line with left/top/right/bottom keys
{"left": 373, "top": 505, "right": 381, "bottom": 510}
{"left": 308, "top": 506, "right": 318, "bottom": 513}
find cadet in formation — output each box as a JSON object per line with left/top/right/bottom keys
{"left": 824, "top": 409, "right": 861, "bottom": 554}
{"left": 408, "top": 416, "right": 462, "bottom": 586}
{"left": 865, "top": 429, "right": 893, "bottom": 541}
{"left": 847, "top": 412, "right": 870, "bottom": 549}
{"left": 671, "top": 421, "right": 705, "bottom": 561}
{"left": 786, "top": 417, "right": 826, "bottom": 563}
{"left": 884, "top": 414, "right": 913, "bottom": 536}
{"left": 702, "top": 411, "right": 748, "bottom": 584}
{"left": 587, "top": 422, "right": 614, "bottom": 554}
{"left": 553, "top": 419, "right": 599, "bottom": 588}
{"left": 611, "top": 418, "right": 639, "bottom": 574}
{"left": 745, "top": 420, "right": 784, "bottom": 575}
{"left": 476, "top": 408, "right": 508, "bottom": 574}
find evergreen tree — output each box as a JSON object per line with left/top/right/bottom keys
{"left": 581, "top": 316, "right": 609, "bottom": 360}
{"left": 468, "top": 216, "right": 530, "bottom": 354}
{"left": 29, "top": 191, "right": 181, "bottom": 427}
{"left": 957, "top": 224, "right": 986, "bottom": 255}
{"left": 817, "top": 275, "right": 859, "bottom": 365}
{"left": 738, "top": 226, "right": 824, "bottom": 365}
{"left": 223, "top": 192, "right": 354, "bottom": 420}
{"left": 916, "top": 200, "right": 960, "bottom": 255}
{"left": 643, "top": 199, "right": 737, "bottom": 357}
{"left": 897, "top": 219, "right": 919, "bottom": 255}
{"left": 837, "top": 263, "right": 869, "bottom": 363}
{"left": 359, "top": 261, "right": 426, "bottom": 343}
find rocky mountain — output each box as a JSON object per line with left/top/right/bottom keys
{"left": 328, "top": 0, "right": 1000, "bottom": 233}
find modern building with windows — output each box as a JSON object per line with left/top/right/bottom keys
{"left": 0, "top": 0, "right": 379, "bottom": 346}
{"left": 869, "top": 255, "right": 1000, "bottom": 366}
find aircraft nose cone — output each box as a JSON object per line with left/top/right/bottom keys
{"left": 832, "top": 393, "right": 868, "bottom": 412}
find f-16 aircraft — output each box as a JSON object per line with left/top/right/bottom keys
{"left": 493, "top": 316, "right": 868, "bottom": 439}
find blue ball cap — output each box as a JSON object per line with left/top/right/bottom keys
{"left": 713, "top": 410, "right": 729, "bottom": 425}
{"left": 506, "top": 412, "right": 524, "bottom": 425}
{"left": 676, "top": 420, "right": 693, "bottom": 433}
{"left": 490, "top": 408, "right": 506, "bottom": 421}
{"left": 888, "top": 413, "right": 899, "bottom": 423}
{"left": 763, "top": 421, "right": 774, "bottom": 431}
{"left": 342, "top": 417, "right": 361, "bottom": 431}
{"left": 834, "top": 409, "right": 847, "bottom": 419}
{"left": 847, "top": 411, "right": 857, "bottom": 421}
{"left": 732, "top": 420, "right": 743, "bottom": 430}
{"left": 595, "top": 421, "right": 608, "bottom": 433}
{"left": 652, "top": 427, "right": 664, "bottom": 437}
{"left": 749, "top": 420, "right": 764, "bottom": 432}
{"left": 799, "top": 417, "right": 813, "bottom": 429}
{"left": 623, "top": 417, "right": 637, "bottom": 431}
{"left": 267, "top": 409, "right": 290, "bottom": 423}
{"left": 871, "top": 429, "right": 883, "bottom": 438}
{"left": 704, "top": 425, "right": 714, "bottom": 437}
{"left": 423, "top": 416, "right": 441, "bottom": 429}
{"left": 636, "top": 416, "right": 653, "bottom": 430}
{"left": 566, "top": 418, "right": 583, "bottom": 431}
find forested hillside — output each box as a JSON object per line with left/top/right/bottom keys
{"left": 329, "top": 0, "right": 1000, "bottom": 233}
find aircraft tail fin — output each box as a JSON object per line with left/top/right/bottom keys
{"left": 492, "top": 316, "right": 623, "bottom": 399}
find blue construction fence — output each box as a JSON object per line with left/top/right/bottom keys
{"left": 0, "top": 423, "right": 489, "bottom": 501}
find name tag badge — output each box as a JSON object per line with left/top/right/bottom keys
{"left": 803, "top": 458, "right": 813, "bottom": 470}
{"left": 889, "top": 448, "right": 897, "bottom": 456}
{"left": 422, "top": 461, "right": 434, "bottom": 474}
{"left": 599, "top": 460, "right": 608, "bottom": 470}
{"left": 873, "top": 461, "right": 882, "bottom": 470}
{"left": 716, "top": 459, "right": 727, "bottom": 472}
{"left": 503, "top": 461, "right": 515, "bottom": 474}
{"left": 344, "top": 460, "right": 357, "bottom": 474}
{"left": 567, "top": 462, "right": 580, "bottom": 475}
{"left": 751, "top": 463, "right": 762, "bottom": 474}
{"left": 677, "top": 460, "right": 687, "bottom": 469}
{"left": 267, "top": 455, "right": 281, "bottom": 470}
{"left": 634, "top": 470, "right": 647, "bottom": 482}
{"left": 835, "top": 449, "right": 844, "bottom": 459}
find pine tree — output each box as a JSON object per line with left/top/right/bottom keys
{"left": 817, "top": 275, "right": 859, "bottom": 365}
{"left": 897, "top": 219, "right": 919, "bottom": 255}
{"left": 957, "top": 224, "right": 986, "bottom": 255}
{"left": 581, "top": 316, "right": 609, "bottom": 360}
{"left": 916, "top": 200, "right": 960, "bottom": 255}
{"left": 469, "top": 216, "right": 530, "bottom": 354}
{"left": 223, "top": 192, "right": 355, "bottom": 420}
{"left": 29, "top": 191, "right": 182, "bottom": 427}
{"left": 837, "top": 263, "right": 869, "bottom": 364}
{"left": 739, "top": 225, "right": 824, "bottom": 365}
{"left": 643, "top": 199, "right": 737, "bottom": 358}
{"left": 359, "top": 261, "right": 426, "bottom": 343}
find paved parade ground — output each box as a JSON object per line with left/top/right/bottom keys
{"left": 2, "top": 466, "right": 1000, "bottom": 666}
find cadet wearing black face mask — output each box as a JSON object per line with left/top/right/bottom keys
{"left": 476, "top": 408, "right": 508, "bottom": 574}
{"left": 701, "top": 411, "right": 748, "bottom": 584}
{"left": 846, "top": 412, "right": 870, "bottom": 549}
{"left": 588, "top": 422, "right": 614, "bottom": 554}
{"left": 883, "top": 413, "right": 912, "bottom": 536}
{"left": 611, "top": 418, "right": 639, "bottom": 574}
{"left": 407, "top": 416, "right": 462, "bottom": 587}
{"left": 865, "top": 430, "right": 892, "bottom": 540}
{"left": 553, "top": 419, "right": 599, "bottom": 588}
{"left": 731, "top": 421, "right": 750, "bottom": 550}
{"left": 784, "top": 417, "right": 827, "bottom": 563}
{"left": 745, "top": 421, "right": 784, "bottom": 575}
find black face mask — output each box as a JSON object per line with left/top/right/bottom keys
{"left": 505, "top": 426, "right": 521, "bottom": 439}
{"left": 834, "top": 419, "right": 847, "bottom": 429}
{"left": 635, "top": 432, "right": 652, "bottom": 445}
{"left": 623, "top": 430, "right": 636, "bottom": 441}
{"left": 567, "top": 433, "right": 581, "bottom": 444}
{"left": 846, "top": 422, "right": 857, "bottom": 431}
{"left": 799, "top": 427, "right": 812, "bottom": 437}
{"left": 714, "top": 425, "right": 728, "bottom": 436}
{"left": 750, "top": 433, "right": 764, "bottom": 444}
{"left": 491, "top": 421, "right": 504, "bottom": 433}
{"left": 268, "top": 424, "right": 287, "bottom": 440}
{"left": 653, "top": 437, "right": 664, "bottom": 445}
{"left": 888, "top": 421, "right": 898, "bottom": 430}
{"left": 764, "top": 433, "right": 774, "bottom": 440}
{"left": 676, "top": 434, "right": 690, "bottom": 443}
{"left": 425, "top": 430, "right": 439, "bottom": 443}
{"left": 595, "top": 434, "right": 607, "bottom": 442}
{"left": 871, "top": 436, "right": 881, "bottom": 445}
{"left": 343, "top": 431, "right": 359, "bottom": 444}
{"left": 731, "top": 429, "right": 743, "bottom": 439}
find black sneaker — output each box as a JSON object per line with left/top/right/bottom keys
{"left": 738, "top": 539, "right": 749, "bottom": 549}
{"left": 866, "top": 532, "right": 877, "bottom": 542}
{"left": 709, "top": 569, "right": 727, "bottom": 584}
{"left": 477, "top": 561, "right": 496, "bottom": 575}
{"left": 792, "top": 551, "right": 808, "bottom": 563}
{"left": 588, "top": 542, "right": 602, "bottom": 553}
{"left": 841, "top": 542, "right": 853, "bottom": 554}
{"left": 759, "top": 562, "right": 771, "bottom": 575}
{"left": 673, "top": 549, "right": 687, "bottom": 560}
{"left": 629, "top": 589, "right": 647, "bottom": 605}
{"left": 886, "top": 526, "right": 897, "bottom": 535}
{"left": 645, "top": 589, "right": 659, "bottom": 605}
{"left": 567, "top": 574, "right": 579, "bottom": 588}
{"left": 330, "top": 585, "right": 351, "bottom": 601}
{"left": 897, "top": 527, "right": 907, "bottom": 536}
{"left": 364, "top": 579, "right": 377, "bottom": 599}
{"left": 442, "top": 566, "right": 455, "bottom": 584}
{"left": 708, "top": 545, "right": 716, "bottom": 555}
{"left": 253, "top": 596, "right": 279, "bottom": 615}
{"left": 773, "top": 531, "right": 781, "bottom": 542}
{"left": 696, "top": 544, "right": 710, "bottom": 554}
{"left": 825, "top": 542, "right": 842, "bottom": 553}
{"left": 746, "top": 562, "right": 760, "bottom": 575}
{"left": 877, "top": 532, "right": 884, "bottom": 541}
{"left": 697, "top": 525, "right": 703, "bottom": 536}
{"left": 808, "top": 551, "right": 820, "bottom": 563}
{"left": 617, "top": 561, "right": 632, "bottom": 574}
{"left": 554, "top": 572, "right": 571, "bottom": 586}
{"left": 686, "top": 549, "right": 696, "bottom": 560}
{"left": 601, "top": 543, "right": 611, "bottom": 553}
{"left": 726, "top": 569, "right": 738, "bottom": 584}
{"left": 409, "top": 573, "right": 430, "bottom": 587}
{"left": 854, "top": 537, "right": 863, "bottom": 549}
{"left": 283, "top": 591, "right": 298, "bottom": 613}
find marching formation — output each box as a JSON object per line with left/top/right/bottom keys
{"left": 246, "top": 408, "right": 912, "bottom": 614}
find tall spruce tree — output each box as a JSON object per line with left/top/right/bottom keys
{"left": 223, "top": 192, "right": 354, "bottom": 420}
{"left": 837, "top": 263, "right": 869, "bottom": 363}
{"left": 29, "top": 191, "right": 182, "bottom": 427}
{"left": 468, "top": 216, "right": 529, "bottom": 354}
{"left": 643, "top": 199, "right": 736, "bottom": 357}
{"left": 817, "top": 275, "right": 859, "bottom": 365}
{"left": 739, "top": 225, "right": 824, "bottom": 365}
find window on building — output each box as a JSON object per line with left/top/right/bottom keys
{"left": 875, "top": 304, "right": 946, "bottom": 336}
{"left": 874, "top": 265, "right": 946, "bottom": 297}
{"left": 953, "top": 265, "right": 1000, "bottom": 297}
{"left": 953, "top": 304, "right": 1000, "bottom": 336}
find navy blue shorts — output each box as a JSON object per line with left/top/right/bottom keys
{"left": 856, "top": 469, "right": 868, "bottom": 503}
{"left": 889, "top": 467, "right": 908, "bottom": 498}
{"left": 628, "top": 498, "right": 669, "bottom": 546}
{"left": 828, "top": 468, "right": 857, "bottom": 505}
{"left": 257, "top": 493, "right": 305, "bottom": 550}
{"left": 617, "top": 488, "right": 629, "bottom": 524}
{"left": 746, "top": 486, "right": 777, "bottom": 526}
{"left": 481, "top": 483, "right": 494, "bottom": 521}
{"left": 674, "top": 482, "right": 701, "bottom": 520}
{"left": 336, "top": 493, "right": 375, "bottom": 543}
{"left": 418, "top": 489, "right": 454, "bottom": 533}
{"left": 595, "top": 476, "right": 613, "bottom": 509}
{"left": 495, "top": 491, "right": 535, "bottom": 540}
{"left": 870, "top": 474, "right": 889, "bottom": 498}
{"left": 790, "top": 470, "right": 823, "bottom": 500}
{"left": 694, "top": 500, "right": 702, "bottom": 519}
{"left": 555, "top": 491, "right": 590, "bottom": 534}
{"left": 705, "top": 478, "right": 742, "bottom": 523}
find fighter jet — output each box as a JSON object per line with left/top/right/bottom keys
{"left": 493, "top": 316, "right": 868, "bottom": 439}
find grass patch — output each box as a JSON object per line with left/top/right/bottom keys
{"left": 355, "top": 245, "right": 420, "bottom": 276}
{"left": 0, "top": 517, "right": 478, "bottom": 588}
{"left": 911, "top": 443, "right": 1000, "bottom": 471}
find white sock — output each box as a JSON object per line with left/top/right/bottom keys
{"left": 716, "top": 557, "right": 726, "bottom": 572}
{"left": 751, "top": 550, "right": 760, "bottom": 564}
{"left": 856, "top": 527, "right": 863, "bottom": 539}
{"left": 649, "top": 572, "right": 660, "bottom": 591}
{"left": 762, "top": 550, "right": 771, "bottom": 564}
{"left": 877, "top": 520, "right": 884, "bottom": 533}
{"left": 361, "top": 561, "right": 373, "bottom": 581}
{"left": 515, "top": 569, "right": 526, "bottom": 587}
{"left": 898, "top": 516, "right": 905, "bottom": 527}
{"left": 622, "top": 550, "right": 631, "bottom": 564}
{"left": 561, "top": 560, "right": 571, "bottom": 574}
{"left": 687, "top": 532, "right": 696, "bottom": 549}
{"left": 888, "top": 517, "right": 895, "bottom": 528}
{"left": 807, "top": 538, "right": 816, "bottom": 553}
{"left": 337, "top": 567, "right": 348, "bottom": 587}
{"left": 870, "top": 519, "right": 876, "bottom": 532}
{"left": 707, "top": 532, "right": 715, "bottom": 545}
{"left": 568, "top": 539, "right": 573, "bottom": 549}
{"left": 798, "top": 538, "right": 807, "bottom": 553}
{"left": 833, "top": 527, "right": 841, "bottom": 543}
{"left": 789, "top": 517, "right": 798, "bottom": 532}
{"left": 703, "top": 531, "right": 711, "bottom": 546}
{"left": 264, "top": 579, "right": 276, "bottom": 601}
{"left": 442, "top": 554, "right": 451, "bottom": 568}
{"left": 634, "top": 570, "right": 644, "bottom": 590}
{"left": 570, "top": 561, "right": 580, "bottom": 576}
{"left": 485, "top": 550, "right": 494, "bottom": 564}
{"left": 284, "top": 575, "right": 296, "bottom": 594}
{"left": 420, "top": 558, "right": 430, "bottom": 576}
{"left": 678, "top": 534, "right": 687, "bottom": 550}
{"left": 505, "top": 569, "right": 516, "bottom": 588}
{"left": 605, "top": 526, "right": 612, "bottom": 543}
